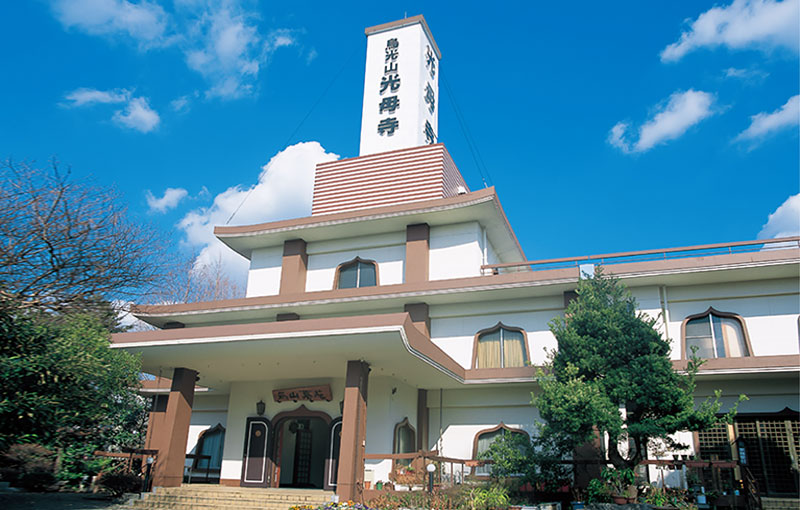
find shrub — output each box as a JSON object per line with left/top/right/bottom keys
{"left": 586, "top": 478, "right": 612, "bottom": 503}
{"left": 465, "top": 484, "right": 511, "bottom": 510}
{"left": 0, "top": 444, "right": 55, "bottom": 489}
{"left": 96, "top": 471, "right": 142, "bottom": 497}
{"left": 17, "top": 470, "right": 57, "bottom": 491}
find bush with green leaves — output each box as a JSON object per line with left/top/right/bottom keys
{"left": 478, "top": 429, "right": 571, "bottom": 492}
{"left": 0, "top": 308, "right": 147, "bottom": 488}
{"left": 0, "top": 443, "right": 55, "bottom": 488}
{"left": 96, "top": 471, "right": 143, "bottom": 497}
{"left": 586, "top": 478, "right": 612, "bottom": 503}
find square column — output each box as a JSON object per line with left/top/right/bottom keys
{"left": 336, "top": 360, "right": 370, "bottom": 501}
{"left": 152, "top": 367, "right": 197, "bottom": 487}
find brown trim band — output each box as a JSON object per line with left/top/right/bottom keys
{"left": 364, "top": 15, "right": 442, "bottom": 59}
{"left": 129, "top": 248, "right": 797, "bottom": 325}
{"left": 671, "top": 354, "right": 800, "bottom": 372}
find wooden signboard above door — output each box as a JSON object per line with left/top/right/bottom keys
{"left": 273, "top": 385, "right": 332, "bottom": 403}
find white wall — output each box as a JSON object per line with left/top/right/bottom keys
{"left": 427, "top": 387, "right": 540, "bottom": 461}
{"left": 246, "top": 247, "right": 283, "bottom": 298}
{"left": 220, "top": 378, "right": 344, "bottom": 482}
{"left": 305, "top": 232, "right": 405, "bottom": 292}
{"left": 359, "top": 21, "right": 438, "bottom": 156}
{"left": 430, "top": 297, "right": 563, "bottom": 369}
{"left": 663, "top": 278, "right": 799, "bottom": 359}
{"left": 429, "top": 222, "right": 483, "bottom": 280}
{"left": 365, "top": 376, "right": 419, "bottom": 485}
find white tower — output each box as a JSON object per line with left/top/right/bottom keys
{"left": 358, "top": 16, "right": 441, "bottom": 156}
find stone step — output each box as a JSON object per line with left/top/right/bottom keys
{"left": 133, "top": 485, "right": 335, "bottom": 510}
{"left": 139, "top": 496, "right": 329, "bottom": 507}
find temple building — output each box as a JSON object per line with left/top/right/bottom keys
{"left": 112, "top": 15, "right": 800, "bottom": 504}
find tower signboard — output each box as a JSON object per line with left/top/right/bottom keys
{"left": 358, "top": 16, "right": 441, "bottom": 156}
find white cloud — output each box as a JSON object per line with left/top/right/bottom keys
{"left": 51, "top": 1, "right": 298, "bottom": 100}
{"left": 734, "top": 94, "right": 800, "bottom": 144}
{"left": 758, "top": 193, "right": 800, "bottom": 239}
{"left": 51, "top": 0, "right": 170, "bottom": 48}
{"left": 306, "top": 48, "right": 318, "bottom": 65}
{"left": 146, "top": 187, "right": 189, "bottom": 213}
{"left": 608, "top": 90, "right": 716, "bottom": 153}
{"left": 182, "top": 7, "right": 296, "bottom": 99}
{"left": 63, "top": 87, "right": 130, "bottom": 107}
{"left": 178, "top": 141, "right": 339, "bottom": 279}
{"left": 661, "top": 0, "right": 800, "bottom": 62}
{"left": 723, "top": 67, "right": 769, "bottom": 83}
{"left": 170, "top": 95, "right": 190, "bottom": 112}
{"left": 112, "top": 96, "right": 161, "bottom": 132}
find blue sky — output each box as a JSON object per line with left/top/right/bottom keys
{"left": 1, "top": 0, "right": 798, "bottom": 282}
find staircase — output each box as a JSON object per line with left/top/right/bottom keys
{"left": 131, "top": 485, "right": 336, "bottom": 510}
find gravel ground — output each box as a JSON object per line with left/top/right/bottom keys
{"left": 0, "top": 492, "right": 135, "bottom": 510}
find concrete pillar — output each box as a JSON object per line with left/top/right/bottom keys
{"left": 405, "top": 224, "right": 429, "bottom": 283}
{"left": 336, "top": 360, "right": 370, "bottom": 501}
{"left": 280, "top": 239, "right": 308, "bottom": 295}
{"left": 152, "top": 367, "right": 197, "bottom": 487}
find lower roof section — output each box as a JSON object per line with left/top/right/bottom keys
{"left": 112, "top": 312, "right": 537, "bottom": 392}
{"left": 114, "top": 312, "right": 799, "bottom": 394}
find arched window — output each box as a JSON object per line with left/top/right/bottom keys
{"left": 472, "top": 423, "right": 528, "bottom": 475}
{"left": 336, "top": 257, "right": 377, "bottom": 289}
{"left": 682, "top": 308, "right": 751, "bottom": 359}
{"left": 473, "top": 323, "right": 529, "bottom": 369}
{"left": 393, "top": 417, "right": 416, "bottom": 467}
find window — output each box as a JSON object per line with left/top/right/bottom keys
{"left": 682, "top": 308, "right": 751, "bottom": 359}
{"left": 473, "top": 324, "right": 528, "bottom": 369}
{"left": 472, "top": 424, "right": 528, "bottom": 476}
{"left": 393, "top": 417, "right": 416, "bottom": 467}
{"left": 336, "top": 258, "right": 377, "bottom": 289}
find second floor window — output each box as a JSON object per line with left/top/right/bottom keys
{"left": 475, "top": 324, "right": 528, "bottom": 369}
{"left": 336, "top": 258, "right": 377, "bottom": 289}
{"left": 684, "top": 308, "right": 750, "bottom": 359}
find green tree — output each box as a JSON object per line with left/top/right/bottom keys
{"left": 534, "top": 268, "right": 741, "bottom": 470}
{"left": 0, "top": 306, "right": 146, "bottom": 482}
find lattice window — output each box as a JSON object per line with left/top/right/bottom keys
{"left": 757, "top": 419, "right": 798, "bottom": 494}
{"left": 697, "top": 423, "right": 732, "bottom": 460}
{"left": 735, "top": 420, "right": 766, "bottom": 493}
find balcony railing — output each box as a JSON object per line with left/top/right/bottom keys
{"left": 482, "top": 236, "right": 799, "bottom": 275}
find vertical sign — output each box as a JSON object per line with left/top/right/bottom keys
{"left": 359, "top": 16, "right": 441, "bottom": 156}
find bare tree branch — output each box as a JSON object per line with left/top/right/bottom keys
{"left": 0, "top": 159, "right": 168, "bottom": 312}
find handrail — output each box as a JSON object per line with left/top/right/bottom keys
{"left": 482, "top": 236, "right": 800, "bottom": 272}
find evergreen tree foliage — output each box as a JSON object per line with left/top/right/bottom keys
{"left": 534, "top": 268, "right": 742, "bottom": 469}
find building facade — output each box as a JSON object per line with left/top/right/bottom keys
{"left": 111, "top": 15, "right": 800, "bottom": 501}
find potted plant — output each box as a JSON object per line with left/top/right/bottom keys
{"left": 601, "top": 468, "right": 636, "bottom": 504}
{"left": 570, "top": 486, "right": 586, "bottom": 510}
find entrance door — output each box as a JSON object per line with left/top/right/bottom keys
{"left": 240, "top": 417, "right": 272, "bottom": 487}
{"left": 324, "top": 418, "right": 342, "bottom": 490}
{"left": 277, "top": 417, "right": 328, "bottom": 488}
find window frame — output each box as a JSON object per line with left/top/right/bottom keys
{"left": 392, "top": 417, "right": 417, "bottom": 469}
{"left": 333, "top": 256, "right": 379, "bottom": 289}
{"left": 471, "top": 423, "right": 529, "bottom": 476}
{"left": 471, "top": 322, "right": 530, "bottom": 369}
{"left": 680, "top": 307, "right": 753, "bottom": 360}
